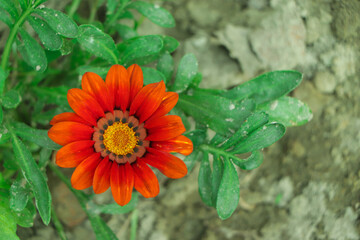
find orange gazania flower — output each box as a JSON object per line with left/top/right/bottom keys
{"left": 48, "top": 64, "right": 193, "bottom": 206}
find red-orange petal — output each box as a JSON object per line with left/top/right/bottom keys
{"left": 132, "top": 159, "right": 159, "bottom": 198}
{"left": 127, "top": 64, "right": 143, "bottom": 104}
{"left": 48, "top": 122, "right": 94, "bottom": 146}
{"left": 81, "top": 72, "right": 114, "bottom": 113}
{"left": 71, "top": 153, "right": 102, "bottom": 190}
{"left": 56, "top": 140, "right": 95, "bottom": 168}
{"left": 110, "top": 162, "right": 134, "bottom": 206}
{"left": 145, "top": 115, "right": 185, "bottom": 141}
{"left": 50, "top": 112, "right": 90, "bottom": 126}
{"left": 144, "top": 148, "right": 187, "bottom": 179}
{"left": 147, "top": 92, "right": 179, "bottom": 122}
{"left": 151, "top": 135, "right": 193, "bottom": 156}
{"left": 129, "top": 81, "right": 165, "bottom": 123}
{"left": 67, "top": 88, "right": 105, "bottom": 126}
{"left": 105, "top": 65, "right": 130, "bottom": 111}
{"left": 93, "top": 156, "right": 113, "bottom": 194}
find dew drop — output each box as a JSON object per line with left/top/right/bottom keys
{"left": 35, "top": 65, "right": 41, "bottom": 71}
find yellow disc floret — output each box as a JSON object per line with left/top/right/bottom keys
{"left": 103, "top": 122, "right": 138, "bottom": 156}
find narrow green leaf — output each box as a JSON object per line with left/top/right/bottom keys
{"left": 222, "top": 70, "right": 303, "bottom": 104}
{"left": 220, "top": 111, "right": 269, "bottom": 150}
{"left": 211, "top": 155, "right": 224, "bottom": 206}
{"left": 232, "top": 123, "right": 286, "bottom": 154}
{"left": 128, "top": 1, "right": 175, "bottom": 28}
{"left": 171, "top": 53, "right": 198, "bottom": 93}
{"left": 216, "top": 158, "right": 240, "bottom": 220}
{"left": 18, "top": 0, "right": 28, "bottom": 11}
{"left": 90, "top": 193, "right": 138, "bottom": 214}
{"left": 183, "top": 150, "right": 201, "bottom": 173}
{"left": 2, "top": 90, "right": 22, "bottom": 109}
{"left": 119, "top": 35, "right": 163, "bottom": 66}
{"left": 0, "top": 125, "right": 11, "bottom": 145}
{"left": 33, "top": 8, "right": 78, "bottom": 38}
{"left": 12, "top": 122, "right": 61, "bottom": 150}
{"left": 88, "top": 212, "right": 118, "bottom": 240}
{"left": 198, "top": 154, "right": 213, "bottom": 206}
{"left": 157, "top": 52, "right": 174, "bottom": 83}
{"left": 77, "top": 66, "right": 110, "bottom": 79}
{"left": 28, "top": 16, "right": 62, "bottom": 51}
{"left": 39, "top": 148, "right": 53, "bottom": 169}
{"left": 142, "top": 67, "right": 166, "bottom": 85}
{"left": 178, "top": 90, "right": 255, "bottom": 136}
{"left": 10, "top": 134, "right": 51, "bottom": 225}
{"left": 257, "top": 96, "right": 313, "bottom": 127}
{"left": 189, "top": 73, "right": 203, "bottom": 88}
{"left": 32, "top": 86, "right": 68, "bottom": 106}
{"left": 10, "top": 178, "right": 29, "bottom": 212}
{"left": 14, "top": 200, "right": 36, "bottom": 228}
{"left": 77, "top": 25, "right": 119, "bottom": 64}
{"left": 232, "top": 150, "right": 264, "bottom": 170}
{"left": 0, "top": 0, "right": 18, "bottom": 20}
{"left": 18, "top": 29, "right": 47, "bottom": 72}
{"left": 184, "top": 129, "right": 207, "bottom": 148}
{"left": 0, "top": 8, "right": 13, "bottom": 27}
{"left": 115, "top": 24, "right": 138, "bottom": 40}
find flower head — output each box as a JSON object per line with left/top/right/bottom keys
{"left": 48, "top": 64, "right": 193, "bottom": 206}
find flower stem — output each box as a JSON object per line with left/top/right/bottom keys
{"left": 51, "top": 207, "right": 68, "bottom": 240}
{"left": 199, "top": 144, "right": 246, "bottom": 163}
{"left": 130, "top": 209, "right": 138, "bottom": 240}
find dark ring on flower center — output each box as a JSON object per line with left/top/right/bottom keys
{"left": 92, "top": 110, "right": 149, "bottom": 164}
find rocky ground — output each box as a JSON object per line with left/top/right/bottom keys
{"left": 15, "top": 0, "right": 360, "bottom": 239}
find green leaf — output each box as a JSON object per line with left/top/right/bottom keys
{"left": 220, "top": 111, "right": 269, "bottom": 150}
{"left": 15, "top": 201, "right": 36, "bottom": 228}
{"left": 171, "top": 53, "right": 198, "bottom": 93}
{"left": 119, "top": 35, "right": 163, "bottom": 66}
{"left": 157, "top": 52, "right": 174, "bottom": 83}
{"left": 257, "top": 96, "right": 313, "bottom": 127}
{"left": 184, "top": 129, "right": 207, "bottom": 148}
{"left": 0, "top": 106, "right": 3, "bottom": 125}
{"left": 142, "top": 67, "right": 166, "bottom": 85}
{"left": 0, "top": 197, "right": 19, "bottom": 240}
{"left": 115, "top": 24, "right": 138, "bottom": 40}
{"left": 77, "top": 25, "right": 119, "bottom": 64}
{"left": 32, "top": 86, "right": 68, "bottom": 106}
{"left": 90, "top": 193, "right": 138, "bottom": 214}
{"left": 211, "top": 155, "right": 224, "bottom": 205}
{"left": 77, "top": 66, "right": 110, "bottom": 79}
{"left": 183, "top": 150, "right": 201, "bottom": 173}
{"left": 18, "top": 29, "right": 47, "bottom": 72}
{"left": 12, "top": 122, "right": 61, "bottom": 150}
{"left": 0, "top": 125, "right": 11, "bottom": 145}
{"left": 33, "top": 8, "right": 78, "bottom": 38}
{"left": 39, "top": 148, "right": 52, "bottom": 169}
{"left": 222, "top": 70, "right": 303, "bottom": 104}
{"left": 198, "top": 154, "right": 213, "bottom": 207}
{"left": 10, "top": 134, "right": 51, "bottom": 225}
{"left": 10, "top": 179, "right": 29, "bottom": 212}
{"left": 28, "top": 16, "right": 62, "bottom": 51}
{"left": 216, "top": 158, "right": 239, "bottom": 220}
{"left": 189, "top": 73, "right": 203, "bottom": 88}
{"left": 88, "top": 212, "right": 118, "bottom": 240}
{"left": 232, "top": 150, "right": 264, "bottom": 170}
{"left": 231, "top": 123, "right": 286, "bottom": 154}
{"left": 0, "top": 0, "right": 18, "bottom": 20}
{"left": 2, "top": 89, "right": 22, "bottom": 109}
{"left": 162, "top": 36, "right": 179, "bottom": 53}
{"left": 0, "top": 8, "right": 13, "bottom": 27}
{"left": 178, "top": 90, "right": 255, "bottom": 136}
{"left": 128, "top": 1, "right": 175, "bottom": 28}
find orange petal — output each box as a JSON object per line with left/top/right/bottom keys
{"left": 143, "top": 148, "right": 187, "bottom": 179}
{"left": 93, "top": 156, "right": 113, "bottom": 194}
{"left": 67, "top": 88, "right": 105, "bottom": 126}
{"left": 105, "top": 65, "right": 130, "bottom": 111}
{"left": 110, "top": 162, "right": 134, "bottom": 206}
{"left": 147, "top": 92, "right": 179, "bottom": 122}
{"left": 56, "top": 140, "right": 95, "bottom": 168}
{"left": 71, "top": 153, "right": 102, "bottom": 190}
{"left": 145, "top": 115, "right": 185, "bottom": 141}
{"left": 132, "top": 159, "right": 159, "bottom": 198}
{"left": 127, "top": 64, "right": 143, "bottom": 104}
{"left": 81, "top": 72, "right": 114, "bottom": 113}
{"left": 48, "top": 122, "right": 94, "bottom": 146}
{"left": 151, "top": 135, "right": 193, "bottom": 156}
{"left": 50, "top": 112, "right": 90, "bottom": 126}
{"left": 129, "top": 81, "right": 165, "bottom": 123}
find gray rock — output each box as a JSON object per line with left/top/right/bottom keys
{"left": 314, "top": 71, "right": 336, "bottom": 94}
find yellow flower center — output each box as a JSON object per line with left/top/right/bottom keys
{"left": 103, "top": 122, "right": 138, "bottom": 156}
